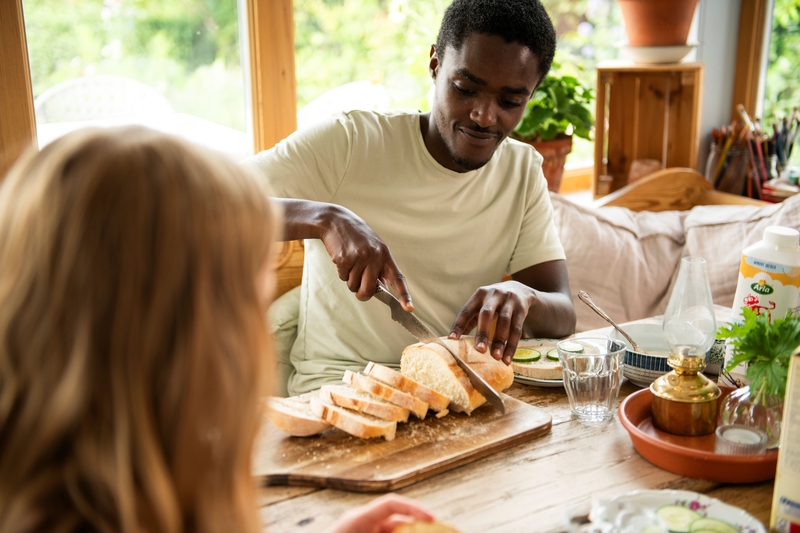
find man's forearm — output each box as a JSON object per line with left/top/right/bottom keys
{"left": 522, "top": 289, "right": 576, "bottom": 339}
{"left": 275, "top": 198, "right": 340, "bottom": 241}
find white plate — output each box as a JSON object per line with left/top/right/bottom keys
{"left": 512, "top": 338, "right": 564, "bottom": 388}
{"left": 513, "top": 374, "right": 564, "bottom": 388}
{"left": 607, "top": 489, "right": 766, "bottom": 533}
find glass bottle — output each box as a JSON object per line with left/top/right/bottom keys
{"left": 720, "top": 386, "right": 783, "bottom": 449}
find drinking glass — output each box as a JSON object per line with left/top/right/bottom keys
{"left": 558, "top": 338, "right": 626, "bottom": 424}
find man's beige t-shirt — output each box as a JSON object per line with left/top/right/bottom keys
{"left": 248, "top": 110, "right": 565, "bottom": 395}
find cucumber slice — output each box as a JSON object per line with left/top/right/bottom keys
{"left": 655, "top": 505, "right": 701, "bottom": 533}
{"left": 546, "top": 347, "right": 559, "bottom": 361}
{"left": 689, "top": 519, "right": 738, "bottom": 533}
{"left": 558, "top": 340, "right": 584, "bottom": 353}
{"left": 512, "top": 347, "right": 541, "bottom": 363}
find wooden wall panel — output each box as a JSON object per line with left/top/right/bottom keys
{"left": 0, "top": 0, "right": 36, "bottom": 179}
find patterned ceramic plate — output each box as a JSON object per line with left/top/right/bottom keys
{"left": 608, "top": 489, "right": 766, "bottom": 533}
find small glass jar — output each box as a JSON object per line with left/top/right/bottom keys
{"left": 719, "top": 385, "right": 784, "bottom": 449}
{"left": 705, "top": 145, "right": 749, "bottom": 194}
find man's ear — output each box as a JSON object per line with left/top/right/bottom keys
{"left": 429, "top": 44, "right": 439, "bottom": 80}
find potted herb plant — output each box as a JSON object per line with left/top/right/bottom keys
{"left": 511, "top": 64, "right": 594, "bottom": 192}
{"left": 717, "top": 308, "right": 800, "bottom": 448}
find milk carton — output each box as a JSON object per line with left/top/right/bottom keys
{"left": 729, "top": 226, "right": 800, "bottom": 381}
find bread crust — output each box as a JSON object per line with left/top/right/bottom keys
{"left": 309, "top": 396, "right": 397, "bottom": 441}
{"left": 320, "top": 384, "right": 410, "bottom": 422}
{"left": 400, "top": 336, "right": 513, "bottom": 414}
{"left": 343, "top": 370, "right": 429, "bottom": 419}
{"left": 364, "top": 362, "right": 450, "bottom": 412}
{"left": 266, "top": 395, "right": 331, "bottom": 437}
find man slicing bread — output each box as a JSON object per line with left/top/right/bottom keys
{"left": 248, "top": 0, "right": 576, "bottom": 396}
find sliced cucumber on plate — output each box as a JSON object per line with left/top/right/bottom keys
{"left": 688, "top": 518, "right": 739, "bottom": 533}
{"left": 512, "top": 347, "right": 541, "bottom": 363}
{"left": 558, "top": 340, "right": 584, "bottom": 353}
{"left": 655, "top": 505, "right": 701, "bottom": 533}
{"left": 546, "top": 347, "right": 559, "bottom": 361}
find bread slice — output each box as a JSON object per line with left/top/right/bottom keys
{"left": 364, "top": 362, "right": 450, "bottom": 414}
{"left": 309, "top": 395, "right": 397, "bottom": 441}
{"left": 343, "top": 370, "right": 429, "bottom": 419}
{"left": 320, "top": 384, "right": 410, "bottom": 422}
{"left": 400, "top": 336, "right": 513, "bottom": 415}
{"left": 266, "top": 394, "right": 331, "bottom": 437}
{"left": 512, "top": 357, "right": 563, "bottom": 380}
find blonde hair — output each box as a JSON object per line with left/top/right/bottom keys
{"left": 0, "top": 127, "right": 279, "bottom": 533}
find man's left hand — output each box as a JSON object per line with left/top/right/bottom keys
{"left": 448, "top": 281, "right": 534, "bottom": 364}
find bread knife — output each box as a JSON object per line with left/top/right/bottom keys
{"left": 374, "top": 281, "right": 506, "bottom": 414}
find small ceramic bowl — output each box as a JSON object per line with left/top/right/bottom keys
{"left": 609, "top": 324, "right": 671, "bottom": 387}
{"left": 609, "top": 324, "right": 724, "bottom": 388}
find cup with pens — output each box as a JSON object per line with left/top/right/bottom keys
{"left": 707, "top": 105, "right": 799, "bottom": 201}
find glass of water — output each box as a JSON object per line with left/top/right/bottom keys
{"left": 558, "top": 338, "right": 626, "bottom": 424}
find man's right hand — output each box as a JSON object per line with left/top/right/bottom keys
{"left": 277, "top": 198, "right": 413, "bottom": 311}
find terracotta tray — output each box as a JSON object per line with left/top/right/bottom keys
{"left": 618, "top": 388, "right": 777, "bottom": 483}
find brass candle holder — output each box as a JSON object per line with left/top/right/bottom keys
{"left": 650, "top": 347, "right": 721, "bottom": 436}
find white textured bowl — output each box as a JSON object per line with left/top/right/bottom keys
{"left": 620, "top": 44, "right": 695, "bottom": 64}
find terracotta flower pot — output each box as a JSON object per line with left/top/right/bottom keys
{"left": 618, "top": 0, "right": 699, "bottom": 47}
{"left": 529, "top": 136, "right": 573, "bottom": 193}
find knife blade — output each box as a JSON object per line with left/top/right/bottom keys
{"left": 374, "top": 281, "right": 505, "bottom": 414}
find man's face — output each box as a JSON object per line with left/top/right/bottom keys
{"left": 427, "top": 33, "right": 541, "bottom": 172}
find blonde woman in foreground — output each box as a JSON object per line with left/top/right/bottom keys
{"left": 0, "top": 127, "right": 434, "bottom": 533}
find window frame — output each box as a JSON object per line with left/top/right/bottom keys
{"left": 0, "top": 0, "right": 772, "bottom": 185}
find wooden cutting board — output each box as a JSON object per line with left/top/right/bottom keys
{"left": 253, "top": 394, "right": 551, "bottom": 492}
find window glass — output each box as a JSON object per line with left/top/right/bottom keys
{"left": 764, "top": 0, "right": 800, "bottom": 167}
{"left": 293, "top": 0, "right": 622, "bottom": 165}
{"left": 23, "top": 0, "right": 251, "bottom": 161}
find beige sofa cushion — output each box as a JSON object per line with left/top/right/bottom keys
{"left": 551, "top": 193, "right": 800, "bottom": 333}
{"left": 550, "top": 193, "right": 686, "bottom": 332}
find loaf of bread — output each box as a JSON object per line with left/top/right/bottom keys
{"left": 309, "top": 395, "right": 397, "bottom": 441}
{"left": 266, "top": 394, "right": 331, "bottom": 437}
{"left": 400, "top": 337, "right": 513, "bottom": 414}
{"left": 364, "top": 362, "right": 450, "bottom": 415}
{"left": 319, "top": 384, "right": 410, "bottom": 422}
{"left": 343, "top": 370, "right": 429, "bottom": 419}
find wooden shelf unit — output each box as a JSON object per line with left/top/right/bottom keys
{"left": 593, "top": 61, "right": 704, "bottom": 197}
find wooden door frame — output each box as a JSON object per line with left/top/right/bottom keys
{"left": 731, "top": 0, "right": 771, "bottom": 121}
{"left": 0, "top": 0, "right": 36, "bottom": 178}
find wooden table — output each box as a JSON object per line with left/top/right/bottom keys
{"left": 258, "top": 316, "right": 774, "bottom": 533}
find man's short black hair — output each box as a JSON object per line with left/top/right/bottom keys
{"left": 435, "top": 0, "right": 556, "bottom": 83}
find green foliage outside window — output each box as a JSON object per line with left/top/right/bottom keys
{"left": 764, "top": 0, "right": 800, "bottom": 166}
{"left": 24, "top": 0, "right": 245, "bottom": 131}
{"left": 25, "top": 0, "right": 623, "bottom": 164}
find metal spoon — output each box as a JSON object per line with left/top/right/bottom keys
{"left": 577, "top": 290, "right": 644, "bottom": 353}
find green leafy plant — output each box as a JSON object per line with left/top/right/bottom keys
{"left": 717, "top": 307, "right": 800, "bottom": 402}
{"left": 511, "top": 63, "right": 595, "bottom": 143}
